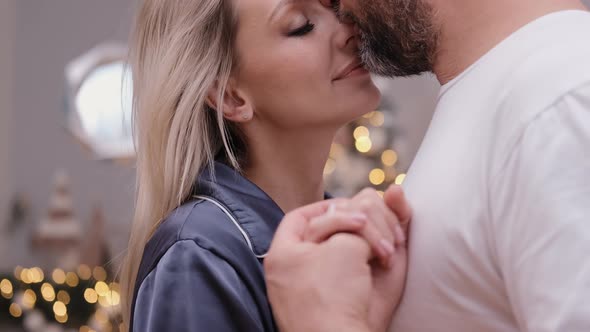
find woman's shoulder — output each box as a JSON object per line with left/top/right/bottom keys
{"left": 141, "top": 197, "right": 256, "bottom": 272}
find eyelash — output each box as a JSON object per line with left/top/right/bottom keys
{"left": 287, "top": 20, "right": 315, "bottom": 37}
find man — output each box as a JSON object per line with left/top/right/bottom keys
{"left": 265, "top": 0, "right": 590, "bottom": 331}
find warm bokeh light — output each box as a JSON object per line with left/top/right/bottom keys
{"left": 93, "top": 266, "right": 107, "bottom": 282}
{"left": 369, "top": 169, "right": 386, "bottom": 185}
{"left": 9, "top": 303, "right": 22, "bottom": 318}
{"left": 56, "top": 313, "right": 69, "bottom": 323}
{"left": 41, "top": 282, "right": 56, "bottom": 302}
{"left": 369, "top": 111, "right": 385, "bottom": 127}
{"left": 381, "top": 150, "right": 398, "bottom": 166}
{"left": 53, "top": 301, "right": 67, "bottom": 316}
{"left": 84, "top": 288, "right": 98, "bottom": 304}
{"left": 77, "top": 264, "right": 93, "bottom": 280}
{"left": 52, "top": 268, "right": 67, "bottom": 284}
{"left": 14, "top": 266, "right": 24, "bottom": 280}
{"left": 23, "top": 289, "right": 37, "bottom": 309}
{"left": 362, "top": 111, "right": 375, "bottom": 119}
{"left": 57, "top": 290, "right": 71, "bottom": 304}
{"left": 355, "top": 136, "right": 372, "bottom": 153}
{"left": 95, "top": 281, "right": 109, "bottom": 297}
{"left": 353, "top": 126, "right": 370, "bottom": 139}
{"left": 66, "top": 272, "right": 80, "bottom": 287}
{"left": 395, "top": 173, "right": 407, "bottom": 185}
{"left": 31, "top": 267, "right": 45, "bottom": 283}
{"left": 80, "top": 326, "right": 91, "bottom": 332}
{"left": 20, "top": 268, "right": 31, "bottom": 284}
{"left": 1, "top": 279, "right": 13, "bottom": 295}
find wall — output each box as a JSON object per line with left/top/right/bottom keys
{"left": 6, "top": 0, "right": 136, "bottom": 269}
{"left": 0, "top": 0, "right": 16, "bottom": 267}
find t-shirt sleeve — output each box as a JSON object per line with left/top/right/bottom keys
{"left": 132, "top": 240, "right": 264, "bottom": 332}
{"left": 490, "top": 84, "right": 590, "bottom": 331}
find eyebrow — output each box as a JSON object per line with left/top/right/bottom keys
{"left": 268, "top": 0, "right": 306, "bottom": 22}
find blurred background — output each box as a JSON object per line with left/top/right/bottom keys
{"left": 1, "top": 1, "right": 587, "bottom": 332}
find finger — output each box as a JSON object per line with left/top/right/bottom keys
{"left": 355, "top": 189, "right": 402, "bottom": 247}
{"left": 304, "top": 211, "right": 368, "bottom": 243}
{"left": 325, "top": 233, "right": 373, "bottom": 263}
{"left": 384, "top": 184, "right": 412, "bottom": 235}
{"left": 271, "top": 198, "right": 350, "bottom": 245}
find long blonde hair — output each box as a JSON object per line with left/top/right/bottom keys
{"left": 120, "top": 0, "right": 242, "bottom": 327}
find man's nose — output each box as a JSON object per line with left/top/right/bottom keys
{"left": 319, "top": 0, "right": 332, "bottom": 7}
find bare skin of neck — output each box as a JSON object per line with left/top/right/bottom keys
{"left": 433, "top": 0, "right": 587, "bottom": 84}
{"left": 242, "top": 121, "right": 335, "bottom": 214}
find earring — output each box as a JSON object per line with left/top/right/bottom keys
{"left": 242, "top": 113, "right": 250, "bottom": 120}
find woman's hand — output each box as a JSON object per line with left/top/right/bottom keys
{"left": 265, "top": 184, "right": 412, "bottom": 332}
{"left": 301, "top": 184, "right": 412, "bottom": 332}
{"left": 303, "top": 185, "right": 410, "bottom": 268}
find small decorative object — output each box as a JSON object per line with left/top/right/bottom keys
{"left": 31, "top": 170, "right": 82, "bottom": 271}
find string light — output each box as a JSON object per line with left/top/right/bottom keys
{"left": 14, "top": 266, "right": 23, "bottom": 280}
{"left": 55, "top": 313, "right": 68, "bottom": 323}
{"left": 20, "top": 268, "right": 31, "bottom": 284}
{"left": 84, "top": 288, "right": 98, "bottom": 304}
{"left": 9, "top": 303, "right": 22, "bottom": 318}
{"left": 95, "top": 281, "right": 109, "bottom": 297}
{"left": 77, "top": 264, "right": 92, "bottom": 280}
{"left": 93, "top": 266, "right": 107, "bottom": 282}
{"left": 57, "top": 290, "right": 71, "bottom": 304}
{"left": 395, "top": 173, "right": 407, "bottom": 185}
{"left": 23, "top": 289, "right": 37, "bottom": 309}
{"left": 66, "top": 272, "right": 79, "bottom": 287}
{"left": 369, "top": 169, "right": 386, "bottom": 185}
{"left": 52, "top": 268, "right": 67, "bottom": 284}
{"left": 353, "top": 126, "right": 370, "bottom": 139}
{"left": 41, "top": 282, "right": 56, "bottom": 302}
{"left": 369, "top": 111, "right": 385, "bottom": 127}
{"left": 1, "top": 279, "right": 13, "bottom": 299}
{"left": 381, "top": 150, "right": 398, "bottom": 166}
{"left": 53, "top": 301, "right": 67, "bottom": 316}
{"left": 355, "top": 136, "right": 372, "bottom": 153}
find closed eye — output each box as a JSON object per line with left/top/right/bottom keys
{"left": 287, "top": 20, "right": 315, "bottom": 37}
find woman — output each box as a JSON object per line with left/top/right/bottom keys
{"left": 120, "top": 0, "right": 407, "bottom": 330}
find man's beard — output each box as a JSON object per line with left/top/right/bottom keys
{"left": 350, "top": 0, "right": 439, "bottom": 77}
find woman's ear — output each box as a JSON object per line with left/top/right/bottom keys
{"left": 206, "top": 79, "right": 254, "bottom": 123}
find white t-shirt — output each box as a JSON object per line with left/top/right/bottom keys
{"left": 391, "top": 10, "right": 590, "bottom": 332}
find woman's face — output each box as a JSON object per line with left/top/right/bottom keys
{"left": 232, "top": 0, "right": 381, "bottom": 130}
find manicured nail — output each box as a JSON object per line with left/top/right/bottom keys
{"left": 380, "top": 239, "right": 395, "bottom": 256}
{"left": 395, "top": 225, "right": 406, "bottom": 244}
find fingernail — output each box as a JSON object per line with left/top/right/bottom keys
{"left": 380, "top": 239, "right": 395, "bottom": 256}
{"left": 395, "top": 225, "right": 406, "bottom": 243}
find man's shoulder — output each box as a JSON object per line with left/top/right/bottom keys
{"left": 490, "top": 31, "right": 590, "bottom": 162}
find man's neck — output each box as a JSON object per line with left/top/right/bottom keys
{"left": 243, "top": 124, "right": 335, "bottom": 214}
{"left": 433, "top": 0, "right": 587, "bottom": 85}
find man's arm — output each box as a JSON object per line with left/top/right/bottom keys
{"left": 491, "top": 85, "right": 590, "bottom": 331}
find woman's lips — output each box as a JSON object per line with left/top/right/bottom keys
{"left": 333, "top": 62, "right": 368, "bottom": 81}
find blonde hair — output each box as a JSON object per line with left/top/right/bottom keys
{"left": 120, "top": 0, "right": 242, "bottom": 327}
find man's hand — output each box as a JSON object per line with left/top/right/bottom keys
{"left": 264, "top": 185, "right": 411, "bottom": 332}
